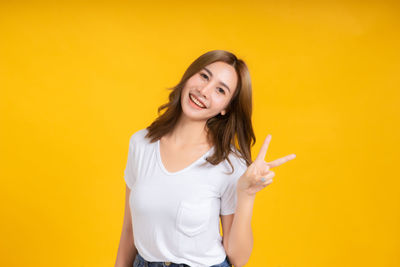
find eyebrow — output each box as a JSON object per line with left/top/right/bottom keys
{"left": 203, "top": 67, "right": 231, "bottom": 93}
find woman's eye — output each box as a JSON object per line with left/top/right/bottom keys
{"left": 200, "top": 73, "right": 209, "bottom": 80}
{"left": 200, "top": 73, "right": 224, "bottom": 94}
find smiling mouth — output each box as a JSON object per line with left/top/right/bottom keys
{"left": 189, "top": 93, "right": 206, "bottom": 108}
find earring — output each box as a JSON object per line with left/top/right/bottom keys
{"left": 221, "top": 111, "right": 226, "bottom": 115}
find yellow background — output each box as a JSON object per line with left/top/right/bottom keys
{"left": 1, "top": 1, "right": 399, "bottom": 266}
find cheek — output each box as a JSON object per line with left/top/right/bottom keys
{"left": 181, "top": 83, "right": 192, "bottom": 96}
{"left": 210, "top": 96, "right": 228, "bottom": 109}
{"left": 186, "top": 76, "right": 201, "bottom": 86}
{"left": 182, "top": 81, "right": 195, "bottom": 94}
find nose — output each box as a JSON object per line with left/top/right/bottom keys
{"left": 198, "top": 82, "right": 215, "bottom": 98}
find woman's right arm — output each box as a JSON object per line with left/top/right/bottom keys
{"left": 115, "top": 185, "right": 137, "bottom": 267}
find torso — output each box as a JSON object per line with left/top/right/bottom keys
{"left": 159, "top": 135, "right": 213, "bottom": 173}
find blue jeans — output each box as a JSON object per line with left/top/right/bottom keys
{"left": 133, "top": 252, "right": 233, "bottom": 267}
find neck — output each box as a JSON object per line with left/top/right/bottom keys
{"left": 168, "top": 114, "right": 211, "bottom": 147}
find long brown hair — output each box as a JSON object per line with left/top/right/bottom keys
{"left": 145, "top": 50, "right": 255, "bottom": 174}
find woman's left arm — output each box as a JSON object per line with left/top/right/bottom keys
{"left": 227, "top": 134, "right": 296, "bottom": 267}
{"left": 226, "top": 191, "right": 256, "bottom": 267}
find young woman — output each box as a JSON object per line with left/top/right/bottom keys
{"left": 115, "top": 50, "right": 296, "bottom": 267}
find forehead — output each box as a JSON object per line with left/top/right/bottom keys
{"left": 203, "top": 61, "right": 238, "bottom": 92}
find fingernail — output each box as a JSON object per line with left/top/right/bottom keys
{"left": 261, "top": 177, "right": 266, "bottom": 182}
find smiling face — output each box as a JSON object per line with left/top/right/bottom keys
{"left": 180, "top": 61, "right": 238, "bottom": 121}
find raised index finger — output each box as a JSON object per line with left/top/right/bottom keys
{"left": 255, "top": 134, "right": 271, "bottom": 163}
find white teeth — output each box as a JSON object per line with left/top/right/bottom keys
{"left": 189, "top": 94, "right": 206, "bottom": 108}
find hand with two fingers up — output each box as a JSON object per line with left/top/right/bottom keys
{"left": 237, "top": 134, "right": 296, "bottom": 196}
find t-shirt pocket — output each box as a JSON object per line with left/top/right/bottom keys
{"left": 176, "top": 200, "right": 210, "bottom": 236}
{"left": 176, "top": 200, "right": 212, "bottom": 255}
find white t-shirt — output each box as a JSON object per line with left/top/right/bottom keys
{"left": 123, "top": 128, "right": 248, "bottom": 267}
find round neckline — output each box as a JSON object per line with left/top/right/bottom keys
{"left": 156, "top": 139, "right": 214, "bottom": 176}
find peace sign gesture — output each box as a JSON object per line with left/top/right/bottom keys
{"left": 237, "top": 134, "right": 296, "bottom": 196}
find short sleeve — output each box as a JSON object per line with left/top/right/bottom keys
{"left": 220, "top": 157, "right": 248, "bottom": 215}
{"left": 123, "top": 134, "right": 137, "bottom": 189}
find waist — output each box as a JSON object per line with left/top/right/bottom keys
{"left": 134, "top": 252, "right": 232, "bottom": 267}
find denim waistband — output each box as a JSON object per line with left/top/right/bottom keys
{"left": 133, "top": 252, "right": 232, "bottom": 267}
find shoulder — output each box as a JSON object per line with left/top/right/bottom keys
{"left": 229, "top": 144, "right": 247, "bottom": 166}
{"left": 220, "top": 145, "right": 248, "bottom": 175}
{"left": 128, "top": 128, "right": 150, "bottom": 145}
